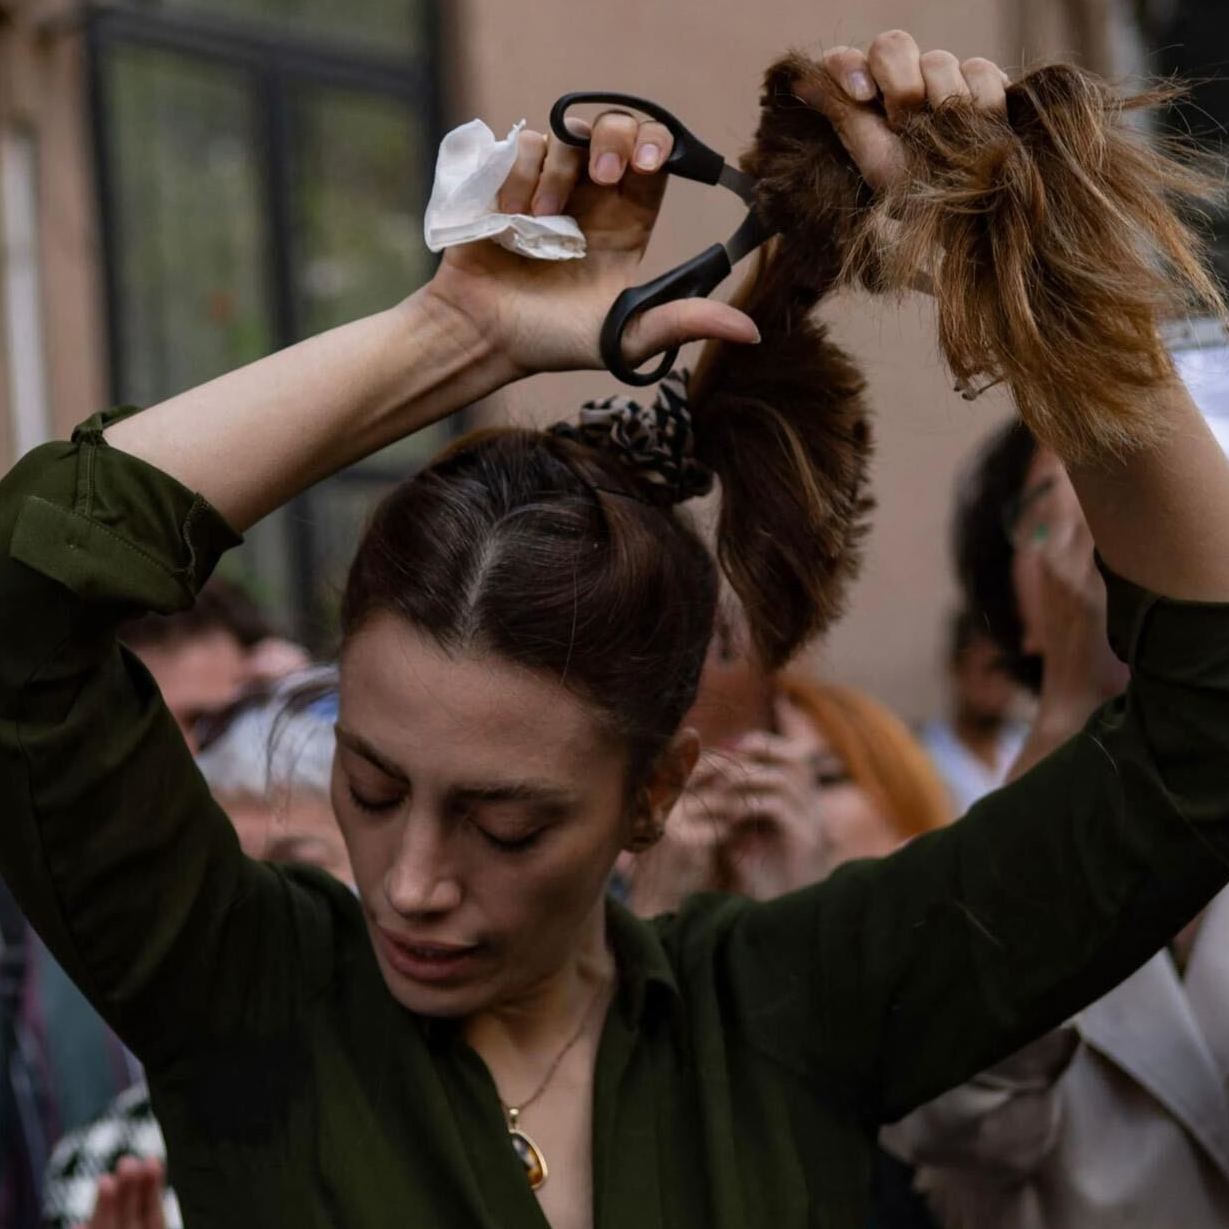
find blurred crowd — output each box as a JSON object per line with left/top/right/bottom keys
{"left": 3, "top": 406, "right": 1226, "bottom": 1229}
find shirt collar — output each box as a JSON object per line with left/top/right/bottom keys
{"left": 605, "top": 896, "right": 682, "bottom": 1029}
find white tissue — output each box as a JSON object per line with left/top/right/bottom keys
{"left": 423, "top": 118, "right": 587, "bottom": 261}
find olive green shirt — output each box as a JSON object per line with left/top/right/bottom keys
{"left": 4, "top": 407, "right": 1229, "bottom": 1229}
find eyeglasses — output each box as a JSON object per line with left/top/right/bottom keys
{"left": 1001, "top": 476, "right": 1058, "bottom": 552}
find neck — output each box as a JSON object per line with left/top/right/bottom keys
{"left": 464, "top": 898, "right": 615, "bottom": 1062}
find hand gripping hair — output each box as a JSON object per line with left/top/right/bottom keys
{"left": 742, "top": 53, "right": 1226, "bottom": 464}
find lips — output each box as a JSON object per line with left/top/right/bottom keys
{"left": 375, "top": 926, "right": 484, "bottom": 985}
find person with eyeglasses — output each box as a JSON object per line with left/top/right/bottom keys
{"left": 880, "top": 418, "right": 1229, "bottom": 1229}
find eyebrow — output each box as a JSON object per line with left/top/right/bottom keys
{"left": 335, "top": 726, "right": 410, "bottom": 782}
{"left": 334, "top": 725, "right": 578, "bottom": 805}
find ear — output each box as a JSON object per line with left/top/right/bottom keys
{"left": 642, "top": 727, "right": 701, "bottom": 824}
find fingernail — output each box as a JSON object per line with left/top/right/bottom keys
{"left": 748, "top": 324, "right": 762, "bottom": 344}
{"left": 634, "top": 143, "right": 661, "bottom": 171}
{"left": 847, "top": 70, "right": 876, "bottom": 102}
{"left": 594, "top": 152, "right": 622, "bottom": 183}
{"left": 532, "top": 192, "right": 560, "bottom": 217}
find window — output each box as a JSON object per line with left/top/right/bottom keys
{"left": 88, "top": 0, "right": 448, "bottom": 644}
{"left": 1, "top": 126, "right": 51, "bottom": 459}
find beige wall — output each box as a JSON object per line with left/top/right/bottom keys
{"left": 452, "top": 0, "right": 1082, "bottom": 723}
{"left": 0, "top": 2, "right": 108, "bottom": 449}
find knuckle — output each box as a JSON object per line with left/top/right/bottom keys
{"left": 961, "top": 56, "right": 998, "bottom": 76}
{"left": 596, "top": 109, "right": 640, "bottom": 139}
{"left": 920, "top": 49, "right": 960, "bottom": 71}
{"left": 872, "top": 29, "right": 913, "bottom": 54}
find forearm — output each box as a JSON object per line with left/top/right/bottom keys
{"left": 103, "top": 289, "right": 510, "bottom": 532}
{"left": 1070, "top": 378, "right": 1229, "bottom": 602}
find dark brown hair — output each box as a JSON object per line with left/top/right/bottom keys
{"left": 341, "top": 251, "right": 873, "bottom": 787}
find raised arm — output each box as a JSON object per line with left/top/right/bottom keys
{"left": 104, "top": 121, "right": 756, "bottom": 532}
{"left": 690, "top": 34, "right": 1229, "bottom": 1124}
{"left": 799, "top": 32, "right": 1229, "bottom": 603}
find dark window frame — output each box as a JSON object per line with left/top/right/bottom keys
{"left": 85, "top": 1, "right": 454, "bottom": 643}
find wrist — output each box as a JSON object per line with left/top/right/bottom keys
{"left": 401, "top": 284, "right": 518, "bottom": 398}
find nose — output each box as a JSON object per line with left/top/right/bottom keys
{"left": 383, "top": 810, "right": 463, "bottom": 917}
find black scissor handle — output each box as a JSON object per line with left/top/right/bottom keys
{"left": 550, "top": 91, "right": 727, "bottom": 187}
{"left": 601, "top": 243, "right": 733, "bottom": 386}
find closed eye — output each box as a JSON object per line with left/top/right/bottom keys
{"left": 347, "top": 785, "right": 403, "bottom": 815}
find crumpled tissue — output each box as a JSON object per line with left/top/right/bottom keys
{"left": 423, "top": 118, "right": 586, "bottom": 261}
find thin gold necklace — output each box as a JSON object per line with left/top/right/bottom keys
{"left": 499, "top": 981, "right": 608, "bottom": 1191}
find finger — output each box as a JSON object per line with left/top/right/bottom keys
{"left": 90, "top": 1175, "right": 119, "bottom": 1229}
{"left": 497, "top": 128, "right": 548, "bottom": 215}
{"left": 631, "top": 119, "right": 674, "bottom": 174}
{"left": 531, "top": 128, "right": 586, "bottom": 217}
{"left": 867, "top": 30, "right": 926, "bottom": 126}
{"left": 589, "top": 109, "right": 640, "bottom": 185}
{"left": 961, "top": 57, "right": 1009, "bottom": 113}
{"left": 134, "top": 1159, "right": 164, "bottom": 1229}
{"left": 730, "top": 728, "right": 816, "bottom": 766}
{"left": 773, "top": 695, "right": 818, "bottom": 745}
{"left": 115, "top": 1158, "right": 143, "bottom": 1226}
{"left": 820, "top": 46, "right": 877, "bottom": 104}
{"left": 622, "top": 299, "right": 760, "bottom": 368}
{"left": 800, "top": 63, "right": 907, "bottom": 191}
{"left": 920, "top": 49, "right": 971, "bottom": 108}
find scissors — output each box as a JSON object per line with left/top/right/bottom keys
{"left": 550, "top": 91, "right": 779, "bottom": 386}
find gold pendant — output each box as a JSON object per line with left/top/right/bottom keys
{"left": 507, "top": 1107, "right": 548, "bottom": 1189}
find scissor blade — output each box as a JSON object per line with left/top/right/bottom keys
{"left": 722, "top": 208, "right": 777, "bottom": 266}
{"left": 717, "top": 163, "right": 758, "bottom": 204}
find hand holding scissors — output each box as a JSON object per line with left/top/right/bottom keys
{"left": 550, "top": 92, "right": 778, "bottom": 385}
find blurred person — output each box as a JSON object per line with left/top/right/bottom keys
{"left": 121, "top": 578, "right": 309, "bottom": 754}
{"left": 881, "top": 420, "right": 1229, "bottom": 1229}
{"left": 42, "top": 673, "right": 348, "bottom": 1229}
{"left": 2, "top": 588, "right": 309, "bottom": 1229}
{"left": 6, "top": 37, "right": 1229, "bottom": 1229}
{"left": 1, "top": 879, "right": 140, "bottom": 1229}
{"left": 920, "top": 611, "right": 1027, "bottom": 816}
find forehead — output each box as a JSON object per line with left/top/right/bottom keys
{"left": 338, "top": 613, "right": 616, "bottom": 781}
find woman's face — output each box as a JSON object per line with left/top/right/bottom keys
{"left": 1009, "top": 446, "right": 1080, "bottom": 657}
{"left": 812, "top": 734, "right": 900, "bottom": 868}
{"left": 335, "top": 613, "right": 636, "bottom": 1019}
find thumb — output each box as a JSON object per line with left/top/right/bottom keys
{"left": 621, "top": 299, "right": 760, "bottom": 367}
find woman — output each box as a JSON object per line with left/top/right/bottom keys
{"left": 3, "top": 34, "right": 1229, "bottom": 1229}
{"left": 782, "top": 679, "right": 951, "bottom": 865}
{"left": 629, "top": 674, "right": 951, "bottom": 915}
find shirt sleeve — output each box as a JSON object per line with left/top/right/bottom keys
{"left": 0, "top": 409, "right": 335, "bottom": 1069}
{"left": 709, "top": 563, "right": 1229, "bottom": 1124}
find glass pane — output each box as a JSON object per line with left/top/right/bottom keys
{"left": 290, "top": 85, "right": 433, "bottom": 337}
{"left": 158, "top": 0, "right": 424, "bottom": 55}
{"left": 290, "top": 80, "right": 450, "bottom": 618}
{"left": 106, "top": 46, "right": 271, "bottom": 405}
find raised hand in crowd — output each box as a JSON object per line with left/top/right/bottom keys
{"left": 73, "top": 1158, "right": 167, "bottom": 1229}
{"left": 1005, "top": 452, "right": 1128, "bottom": 781}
